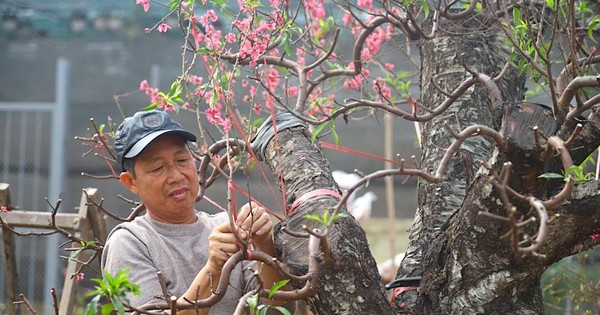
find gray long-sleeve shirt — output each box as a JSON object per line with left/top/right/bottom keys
{"left": 101, "top": 211, "right": 255, "bottom": 314}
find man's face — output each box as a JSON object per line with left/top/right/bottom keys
{"left": 120, "top": 133, "right": 199, "bottom": 223}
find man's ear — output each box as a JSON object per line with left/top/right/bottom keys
{"left": 120, "top": 172, "right": 139, "bottom": 195}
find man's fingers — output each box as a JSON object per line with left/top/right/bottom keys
{"left": 237, "top": 205, "right": 268, "bottom": 228}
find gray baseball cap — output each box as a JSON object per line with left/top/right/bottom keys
{"left": 115, "top": 110, "right": 196, "bottom": 171}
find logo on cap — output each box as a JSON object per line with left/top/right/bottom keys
{"left": 142, "top": 112, "right": 164, "bottom": 128}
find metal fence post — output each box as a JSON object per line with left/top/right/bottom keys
{"left": 43, "top": 57, "right": 70, "bottom": 313}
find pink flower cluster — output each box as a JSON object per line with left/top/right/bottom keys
{"left": 305, "top": 0, "right": 326, "bottom": 20}
{"left": 205, "top": 103, "right": 232, "bottom": 132}
{"left": 343, "top": 7, "right": 395, "bottom": 62}
{"left": 235, "top": 18, "right": 278, "bottom": 66}
{"left": 373, "top": 78, "right": 392, "bottom": 100}
{"left": 306, "top": 87, "right": 335, "bottom": 118}
{"left": 343, "top": 63, "right": 370, "bottom": 90}
{"left": 190, "top": 10, "right": 224, "bottom": 52}
{"left": 1, "top": 205, "right": 8, "bottom": 213}
{"left": 139, "top": 80, "right": 175, "bottom": 112}
{"left": 592, "top": 234, "right": 600, "bottom": 240}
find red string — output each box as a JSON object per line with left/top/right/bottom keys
{"left": 288, "top": 189, "right": 342, "bottom": 215}
{"left": 263, "top": 58, "right": 289, "bottom": 216}
{"left": 203, "top": 195, "right": 227, "bottom": 212}
{"left": 320, "top": 142, "right": 416, "bottom": 169}
{"left": 226, "top": 105, "right": 284, "bottom": 213}
{"left": 230, "top": 182, "right": 283, "bottom": 221}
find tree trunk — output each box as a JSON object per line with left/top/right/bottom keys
{"left": 394, "top": 15, "right": 600, "bottom": 315}
{"left": 393, "top": 16, "right": 526, "bottom": 313}
{"left": 263, "top": 126, "right": 394, "bottom": 314}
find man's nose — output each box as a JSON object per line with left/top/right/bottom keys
{"left": 166, "top": 165, "right": 185, "bottom": 182}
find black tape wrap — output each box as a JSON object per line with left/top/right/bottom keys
{"left": 249, "top": 113, "right": 308, "bottom": 161}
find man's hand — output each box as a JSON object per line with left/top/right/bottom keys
{"left": 206, "top": 203, "right": 273, "bottom": 273}
{"left": 206, "top": 223, "right": 239, "bottom": 274}
{"left": 235, "top": 202, "right": 274, "bottom": 250}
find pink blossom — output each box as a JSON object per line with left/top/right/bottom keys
{"left": 253, "top": 102, "right": 262, "bottom": 114}
{"left": 288, "top": 86, "right": 298, "bottom": 97}
{"left": 233, "top": 18, "right": 251, "bottom": 32}
{"left": 205, "top": 103, "right": 223, "bottom": 123}
{"left": 269, "top": 48, "right": 280, "bottom": 57}
{"left": 222, "top": 118, "right": 232, "bottom": 132}
{"left": 1, "top": 205, "right": 8, "bottom": 213}
{"left": 207, "top": 10, "right": 218, "bottom": 22}
{"left": 182, "top": 102, "right": 190, "bottom": 110}
{"left": 312, "top": 5, "right": 326, "bottom": 19}
{"left": 344, "top": 77, "right": 361, "bottom": 89}
{"left": 385, "top": 63, "right": 395, "bottom": 71}
{"left": 156, "top": 98, "right": 167, "bottom": 109}
{"left": 343, "top": 12, "right": 353, "bottom": 26}
{"left": 157, "top": 23, "right": 172, "bottom": 33}
{"left": 139, "top": 80, "right": 149, "bottom": 90}
{"left": 374, "top": 79, "right": 392, "bottom": 99}
{"left": 239, "top": 40, "right": 252, "bottom": 59}
{"left": 249, "top": 85, "right": 257, "bottom": 97}
{"left": 592, "top": 234, "right": 600, "bottom": 240}
{"left": 76, "top": 273, "right": 85, "bottom": 281}
{"left": 164, "top": 104, "right": 176, "bottom": 112}
{"left": 225, "top": 33, "right": 236, "bottom": 43}
{"left": 258, "top": 20, "right": 276, "bottom": 32}
{"left": 206, "top": 29, "right": 224, "bottom": 50}
{"left": 298, "top": 57, "right": 305, "bottom": 66}
{"left": 266, "top": 68, "right": 280, "bottom": 89}
{"left": 358, "top": 0, "right": 372, "bottom": 8}
{"left": 190, "top": 16, "right": 204, "bottom": 49}
{"left": 200, "top": 10, "right": 218, "bottom": 26}
{"left": 361, "top": 47, "right": 373, "bottom": 60}
{"left": 263, "top": 91, "right": 274, "bottom": 110}
{"left": 136, "top": 0, "right": 150, "bottom": 12}
{"left": 189, "top": 75, "right": 203, "bottom": 85}
{"left": 206, "top": 107, "right": 221, "bottom": 125}
{"left": 274, "top": 10, "right": 284, "bottom": 25}
{"left": 241, "top": 80, "right": 249, "bottom": 87}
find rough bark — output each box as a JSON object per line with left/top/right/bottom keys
{"left": 418, "top": 168, "right": 600, "bottom": 314}
{"left": 264, "top": 126, "right": 394, "bottom": 314}
{"left": 393, "top": 16, "right": 526, "bottom": 312}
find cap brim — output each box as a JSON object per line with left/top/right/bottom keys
{"left": 124, "top": 130, "right": 196, "bottom": 159}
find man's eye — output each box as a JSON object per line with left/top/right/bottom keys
{"left": 151, "top": 166, "right": 163, "bottom": 172}
{"left": 178, "top": 158, "right": 189, "bottom": 163}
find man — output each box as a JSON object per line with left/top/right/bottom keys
{"left": 101, "top": 110, "right": 290, "bottom": 314}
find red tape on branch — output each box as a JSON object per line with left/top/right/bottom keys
{"left": 288, "top": 189, "right": 343, "bottom": 215}
{"left": 390, "top": 286, "right": 419, "bottom": 305}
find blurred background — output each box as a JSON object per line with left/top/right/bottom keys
{"left": 0, "top": 0, "right": 419, "bottom": 312}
